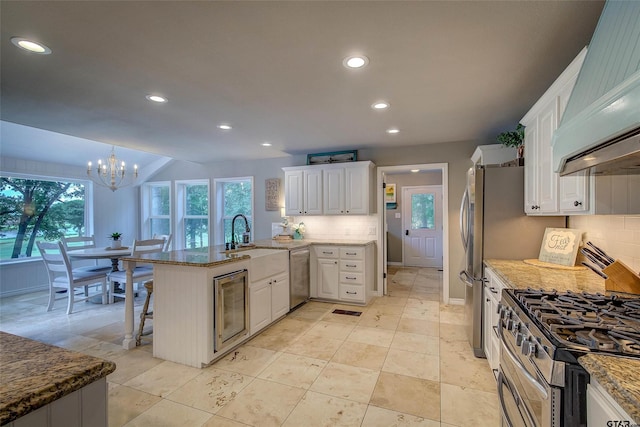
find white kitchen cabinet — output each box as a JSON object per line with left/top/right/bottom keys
{"left": 483, "top": 266, "right": 507, "bottom": 378}
{"left": 270, "top": 272, "right": 290, "bottom": 319}
{"left": 587, "top": 378, "right": 634, "bottom": 425}
{"left": 285, "top": 161, "right": 374, "bottom": 216}
{"left": 250, "top": 280, "right": 272, "bottom": 334}
{"left": 522, "top": 48, "right": 590, "bottom": 215}
{"left": 249, "top": 253, "right": 290, "bottom": 335}
{"left": 283, "top": 168, "right": 322, "bottom": 216}
{"left": 311, "top": 244, "right": 374, "bottom": 304}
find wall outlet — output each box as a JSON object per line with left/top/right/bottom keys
{"left": 395, "top": 213, "right": 401, "bottom": 219}
{"left": 368, "top": 226, "right": 376, "bottom": 235}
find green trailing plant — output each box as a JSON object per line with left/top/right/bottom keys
{"left": 497, "top": 123, "right": 525, "bottom": 148}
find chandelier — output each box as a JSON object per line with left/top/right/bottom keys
{"left": 87, "top": 146, "right": 138, "bottom": 192}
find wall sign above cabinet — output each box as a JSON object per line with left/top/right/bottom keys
{"left": 307, "top": 150, "right": 357, "bottom": 165}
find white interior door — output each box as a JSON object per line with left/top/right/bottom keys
{"left": 402, "top": 185, "right": 443, "bottom": 268}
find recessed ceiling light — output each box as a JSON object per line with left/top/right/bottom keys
{"left": 411, "top": 169, "right": 420, "bottom": 173}
{"left": 11, "top": 37, "right": 51, "bottom": 54}
{"left": 343, "top": 55, "right": 369, "bottom": 69}
{"left": 146, "top": 95, "right": 167, "bottom": 103}
{"left": 386, "top": 128, "right": 400, "bottom": 134}
{"left": 217, "top": 124, "right": 232, "bottom": 130}
{"left": 261, "top": 142, "right": 272, "bottom": 147}
{"left": 372, "top": 101, "right": 389, "bottom": 110}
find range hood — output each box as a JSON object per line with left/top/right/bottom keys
{"left": 553, "top": 1, "right": 640, "bottom": 176}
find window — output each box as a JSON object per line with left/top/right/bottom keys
{"left": 141, "top": 182, "right": 171, "bottom": 239}
{"left": 176, "top": 180, "right": 209, "bottom": 249}
{"left": 214, "top": 177, "right": 253, "bottom": 245}
{"left": 0, "top": 175, "right": 90, "bottom": 261}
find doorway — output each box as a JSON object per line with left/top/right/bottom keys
{"left": 402, "top": 185, "right": 443, "bottom": 268}
{"left": 376, "top": 163, "right": 450, "bottom": 303}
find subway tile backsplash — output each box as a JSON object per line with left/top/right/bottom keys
{"left": 568, "top": 215, "right": 640, "bottom": 273}
{"left": 287, "top": 215, "right": 378, "bottom": 241}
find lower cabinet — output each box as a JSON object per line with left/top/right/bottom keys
{"left": 483, "top": 266, "right": 507, "bottom": 378}
{"left": 311, "top": 244, "right": 374, "bottom": 304}
{"left": 587, "top": 378, "right": 634, "bottom": 425}
{"left": 249, "top": 272, "right": 289, "bottom": 335}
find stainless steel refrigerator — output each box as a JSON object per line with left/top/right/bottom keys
{"left": 459, "top": 164, "right": 565, "bottom": 357}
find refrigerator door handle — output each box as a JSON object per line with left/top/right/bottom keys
{"left": 459, "top": 188, "right": 470, "bottom": 250}
{"left": 459, "top": 270, "right": 473, "bottom": 287}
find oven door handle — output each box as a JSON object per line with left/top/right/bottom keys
{"left": 497, "top": 371, "right": 515, "bottom": 427}
{"left": 499, "top": 324, "right": 549, "bottom": 399}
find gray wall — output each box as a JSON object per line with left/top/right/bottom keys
{"left": 386, "top": 171, "right": 442, "bottom": 263}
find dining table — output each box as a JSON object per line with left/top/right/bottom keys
{"left": 67, "top": 246, "right": 132, "bottom": 295}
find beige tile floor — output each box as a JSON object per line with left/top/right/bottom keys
{"left": 0, "top": 266, "right": 500, "bottom": 426}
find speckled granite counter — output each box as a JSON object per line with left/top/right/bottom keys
{"left": 0, "top": 331, "right": 116, "bottom": 425}
{"left": 123, "top": 239, "right": 375, "bottom": 267}
{"left": 484, "top": 259, "right": 607, "bottom": 294}
{"left": 579, "top": 354, "right": 640, "bottom": 423}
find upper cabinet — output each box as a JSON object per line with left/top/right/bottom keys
{"left": 522, "top": 48, "right": 590, "bottom": 215}
{"left": 284, "top": 161, "right": 375, "bottom": 216}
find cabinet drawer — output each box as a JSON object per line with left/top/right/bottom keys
{"left": 339, "top": 247, "right": 364, "bottom": 259}
{"left": 340, "top": 260, "right": 363, "bottom": 272}
{"left": 340, "top": 271, "right": 363, "bottom": 285}
{"left": 315, "top": 246, "right": 339, "bottom": 259}
{"left": 339, "top": 284, "right": 365, "bottom": 302}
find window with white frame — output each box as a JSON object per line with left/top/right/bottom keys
{"left": 0, "top": 174, "right": 92, "bottom": 261}
{"left": 176, "top": 180, "right": 209, "bottom": 249}
{"left": 141, "top": 182, "right": 171, "bottom": 241}
{"left": 214, "top": 177, "right": 253, "bottom": 245}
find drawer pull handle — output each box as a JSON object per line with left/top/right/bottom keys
{"left": 346, "top": 276, "right": 357, "bottom": 280}
{"left": 489, "top": 286, "right": 498, "bottom": 294}
{"left": 322, "top": 251, "right": 334, "bottom": 255}
{"left": 346, "top": 291, "right": 357, "bottom": 294}
{"left": 346, "top": 252, "right": 356, "bottom": 255}
{"left": 346, "top": 264, "right": 357, "bottom": 267}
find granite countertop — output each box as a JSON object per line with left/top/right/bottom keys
{"left": 484, "top": 259, "right": 607, "bottom": 294}
{"left": 0, "top": 332, "right": 116, "bottom": 425}
{"left": 123, "top": 238, "right": 376, "bottom": 267}
{"left": 579, "top": 354, "right": 640, "bottom": 423}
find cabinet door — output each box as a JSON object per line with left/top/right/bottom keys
{"left": 250, "top": 281, "right": 271, "bottom": 335}
{"left": 344, "top": 165, "right": 369, "bottom": 214}
{"left": 523, "top": 123, "right": 539, "bottom": 214}
{"left": 304, "top": 170, "right": 323, "bottom": 215}
{"left": 271, "top": 274, "right": 290, "bottom": 319}
{"left": 537, "top": 99, "right": 559, "bottom": 214}
{"left": 316, "top": 258, "right": 339, "bottom": 300}
{"left": 483, "top": 286, "right": 493, "bottom": 365}
{"left": 285, "top": 170, "right": 304, "bottom": 216}
{"left": 559, "top": 171, "right": 589, "bottom": 213}
{"left": 323, "top": 168, "right": 345, "bottom": 214}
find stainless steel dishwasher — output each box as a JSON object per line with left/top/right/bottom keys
{"left": 289, "top": 247, "right": 310, "bottom": 309}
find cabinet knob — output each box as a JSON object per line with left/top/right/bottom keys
{"left": 573, "top": 200, "right": 582, "bottom": 207}
{"left": 530, "top": 205, "right": 540, "bottom": 210}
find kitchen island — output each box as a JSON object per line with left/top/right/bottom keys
{"left": 0, "top": 332, "right": 115, "bottom": 426}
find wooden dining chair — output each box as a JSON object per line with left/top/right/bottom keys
{"left": 152, "top": 233, "right": 173, "bottom": 251}
{"left": 61, "top": 235, "right": 113, "bottom": 274}
{"left": 108, "top": 238, "right": 166, "bottom": 304}
{"left": 37, "top": 241, "right": 108, "bottom": 314}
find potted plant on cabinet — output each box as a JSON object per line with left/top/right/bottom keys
{"left": 109, "top": 232, "right": 122, "bottom": 249}
{"left": 497, "top": 123, "right": 525, "bottom": 160}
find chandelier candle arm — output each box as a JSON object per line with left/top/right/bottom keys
{"left": 87, "top": 146, "right": 138, "bottom": 192}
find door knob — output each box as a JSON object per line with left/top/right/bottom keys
{"left": 405, "top": 230, "right": 409, "bottom": 236}
{"left": 574, "top": 200, "right": 582, "bottom": 207}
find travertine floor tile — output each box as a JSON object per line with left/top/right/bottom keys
{"left": 331, "top": 340, "right": 388, "bottom": 370}
{"left": 347, "top": 325, "right": 395, "bottom": 348}
{"left": 282, "top": 391, "right": 368, "bottom": 427}
{"left": 123, "top": 398, "right": 212, "bottom": 426}
{"left": 361, "top": 405, "right": 440, "bottom": 426}
{"left": 382, "top": 348, "right": 440, "bottom": 381}
{"left": 216, "top": 378, "right": 305, "bottom": 427}
{"left": 212, "top": 344, "right": 280, "bottom": 377}
{"left": 390, "top": 332, "right": 439, "bottom": 356}
{"left": 108, "top": 384, "right": 162, "bottom": 427}
{"left": 358, "top": 312, "right": 401, "bottom": 330}
{"left": 306, "top": 320, "right": 355, "bottom": 340}
{"left": 107, "top": 348, "right": 164, "bottom": 385}
{"left": 284, "top": 333, "right": 343, "bottom": 360}
{"left": 440, "top": 340, "right": 497, "bottom": 393}
{"left": 166, "top": 368, "right": 252, "bottom": 414}
{"left": 370, "top": 372, "right": 440, "bottom": 420}
{"left": 396, "top": 318, "right": 439, "bottom": 337}
{"left": 310, "top": 362, "right": 379, "bottom": 403}
{"left": 123, "top": 360, "right": 202, "bottom": 397}
{"left": 258, "top": 352, "right": 327, "bottom": 389}
{"left": 440, "top": 383, "right": 500, "bottom": 426}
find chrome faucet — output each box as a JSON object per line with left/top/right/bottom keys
{"left": 230, "top": 213, "right": 251, "bottom": 249}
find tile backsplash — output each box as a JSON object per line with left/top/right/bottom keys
{"left": 568, "top": 215, "right": 640, "bottom": 273}
{"left": 286, "top": 215, "right": 378, "bottom": 241}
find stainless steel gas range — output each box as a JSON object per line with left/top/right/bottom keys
{"left": 498, "top": 288, "right": 640, "bottom": 427}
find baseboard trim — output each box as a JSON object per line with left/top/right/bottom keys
{"left": 448, "top": 298, "right": 465, "bottom": 306}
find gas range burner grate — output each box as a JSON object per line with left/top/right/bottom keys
{"left": 513, "top": 288, "right": 640, "bottom": 356}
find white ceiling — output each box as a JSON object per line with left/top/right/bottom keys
{"left": 0, "top": 1, "right": 604, "bottom": 167}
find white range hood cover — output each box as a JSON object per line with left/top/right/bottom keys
{"left": 552, "top": 1, "right": 640, "bottom": 175}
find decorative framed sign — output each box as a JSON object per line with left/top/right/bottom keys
{"left": 538, "top": 228, "right": 582, "bottom": 266}
{"left": 265, "top": 178, "right": 280, "bottom": 211}
{"left": 307, "top": 150, "right": 357, "bottom": 165}
{"left": 385, "top": 183, "right": 396, "bottom": 203}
